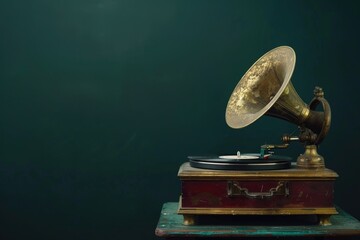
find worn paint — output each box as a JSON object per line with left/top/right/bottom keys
{"left": 155, "top": 202, "right": 360, "bottom": 238}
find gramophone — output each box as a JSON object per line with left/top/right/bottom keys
{"left": 177, "top": 46, "right": 338, "bottom": 226}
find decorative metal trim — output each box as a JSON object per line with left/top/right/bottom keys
{"left": 227, "top": 181, "right": 289, "bottom": 199}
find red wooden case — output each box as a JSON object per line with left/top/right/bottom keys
{"left": 177, "top": 162, "right": 338, "bottom": 225}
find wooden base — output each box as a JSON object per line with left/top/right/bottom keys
{"left": 156, "top": 203, "right": 360, "bottom": 239}
{"left": 179, "top": 198, "right": 338, "bottom": 225}
{"left": 181, "top": 214, "right": 334, "bottom": 226}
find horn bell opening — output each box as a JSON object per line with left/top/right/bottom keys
{"left": 225, "top": 46, "right": 296, "bottom": 129}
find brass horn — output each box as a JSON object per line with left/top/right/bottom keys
{"left": 225, "top": 46, "right": 331, "bottom": 168}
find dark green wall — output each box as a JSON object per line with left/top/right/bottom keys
{"left": 0, "top": 0, "right": 359, "bottom": 239}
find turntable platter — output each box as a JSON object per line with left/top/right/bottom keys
{"left": 188, "top": 154, "right": 291, "bottom": 170}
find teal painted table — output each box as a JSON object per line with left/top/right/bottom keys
{"left": 155, "top": 202, "right": 360, "bottom": 239}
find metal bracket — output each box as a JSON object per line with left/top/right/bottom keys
{"left": 227, "top": 181, "right": 289, "bottom": 199}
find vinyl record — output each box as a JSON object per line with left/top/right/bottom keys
{"left": 188, "top": 154, "right": 291, "bottom": 170}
